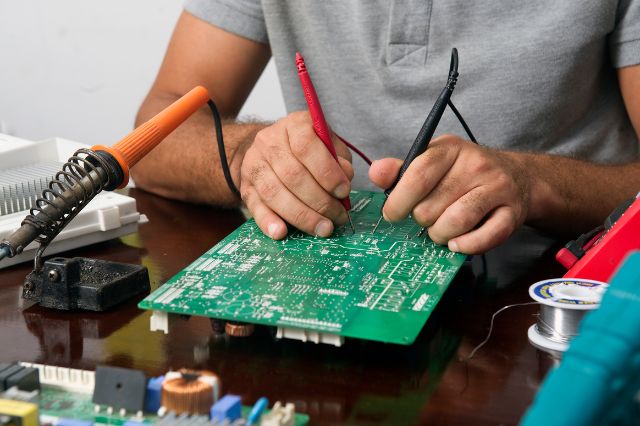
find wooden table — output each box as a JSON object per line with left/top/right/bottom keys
{"left": 0, "top": 189, "right": 564, "bottom": 425}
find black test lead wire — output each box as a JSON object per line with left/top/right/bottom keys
{"left": 372, "top": 48, "right": 478, "bottom": 235}
{"left": 210, "top": 99, "right": 373, "bottom": 232}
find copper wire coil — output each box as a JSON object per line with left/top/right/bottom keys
{"left": 161, "top": 370, "right": 219, "bottom": 415}
{"left": 225, "top": 321, "right": 255, "bottom": 337}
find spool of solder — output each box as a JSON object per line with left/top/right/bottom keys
{"left": 528, "top": 278, "right": 607, "bottom": 356}
{"left": 161, "top": 370, "right": 220, "bottom": 415}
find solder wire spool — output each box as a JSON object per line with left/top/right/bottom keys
{"left": 528, "top": 278, "right": 607, "bottom": 355}
{"left": 161, "top": 370, "right": 221, "bottom": 415}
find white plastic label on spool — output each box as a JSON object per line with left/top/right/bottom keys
{"left": 528, "top": 278, "right": 608, "bottom": 355}
{"left": 529, "top": 278, "right": 607, "bottom": 309}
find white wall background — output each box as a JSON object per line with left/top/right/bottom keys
{"left": 0, "top": 0, "right": 286, "bottom": 145}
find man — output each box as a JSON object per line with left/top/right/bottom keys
{"left": 132, "top": 1, "right": 640, "bottom": 255}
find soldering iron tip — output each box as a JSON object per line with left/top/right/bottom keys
{"left": 348, "top": 213, "right": 356, "bottom": 233}
{"left": 372, "top": 216, "right": 383, "bottom": 234}
{"left": 0, "top": 246, "right": 9, "bottom": 261}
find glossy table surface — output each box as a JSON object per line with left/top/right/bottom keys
{"left": 0, "top": 189, "right": 565, "bottom": 425}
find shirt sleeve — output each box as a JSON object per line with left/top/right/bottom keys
{"left": 184, "top": 0, "right": 268, "bottom": 44}
{"left": 609, "top": 0, "right": 640, "bottom": 67}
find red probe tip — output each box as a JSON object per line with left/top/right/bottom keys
{"left": 295, "top": 52, "right": 306, "bottom": 72}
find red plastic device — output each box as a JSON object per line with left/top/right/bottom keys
{"left": 560, "top": 195, "right": 640, "bottom": 282}
{"left": 295, "top": 52, "right": 351, "bottom": 211}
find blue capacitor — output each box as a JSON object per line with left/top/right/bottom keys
{"left": 210, "top": 394, "right": 242, "bottom": 422}
{"left": 144, "top": 375, "right": 164, "bottom": 414}
{"left": 246, "top": 397, "right": 269, "bottom": 426}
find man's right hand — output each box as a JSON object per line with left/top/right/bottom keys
{"left": 237, "top": 111, "right": 353, "bottom": 240}
{"left": 133, "top": 12, "right": 353, "bottom": 238}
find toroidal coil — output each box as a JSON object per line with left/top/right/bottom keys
{"left": 528, "top": 278, "right": 608, "bottom": 355}
{"left": 161, "top": 370, "right": 221, "bottom": 415}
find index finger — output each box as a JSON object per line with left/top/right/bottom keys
{"left": 384, "top": 144, "right": 458, "bottom": 222}
{"left": 289, "top": 127, "right": 352, "bottom": 199}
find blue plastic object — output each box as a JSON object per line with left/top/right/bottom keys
{"left": 246, "top": 397, "right": 269, "bottom": 426}
{"left": 144, "top": 375, "right": 164, "bottom": 414}
{"left": 122, "top": 422, "right": 146, "bottom": 426}
{"left": 56, "top": 420, "right": 93, "bottom": 426}
{"left": 522, "top": 251, "right": 640, "bottom": 425}
{"left": 210, "top": 394, "right": 242, "bottom": 422}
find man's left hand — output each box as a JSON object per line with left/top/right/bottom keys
{"left": 369, "top": 134, "right": 532, "bottom": 254}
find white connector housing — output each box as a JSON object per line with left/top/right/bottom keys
{"left": 260, "top": 401, "right": 295, "bottom": 426}
{"left": 20, "top": 362, "right": 95, "bottom": 394}
{"left": 150, "top": 310, "right": 174, "bottom": 334}
{"left": 275, "top": 327, "right": 344, "bottom": 347}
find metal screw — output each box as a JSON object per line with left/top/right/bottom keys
{"left": 48, "top": 269, "right": 60, "bottom": 282}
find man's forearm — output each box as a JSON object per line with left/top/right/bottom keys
{"left": 131, "top": 92, "right": 266, "bottom": 207}
{"left": 512, "top": 151, "right": 640, "bottom": 235}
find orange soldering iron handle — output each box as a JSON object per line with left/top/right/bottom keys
{"left": 92, "top": 86, "right": 210, "bottom": 188}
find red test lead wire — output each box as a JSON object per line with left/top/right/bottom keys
{"left": 295, "top": 52, "right": 355, "bottom": 232}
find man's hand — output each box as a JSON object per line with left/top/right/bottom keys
{"left": 369, "top": 134, "right": 532, "bottom": 254}
{"left": 238, "top": 111, "right": 353, "bottom": 240}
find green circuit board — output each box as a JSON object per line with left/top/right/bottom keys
{"left": 37, "top": 387, "right": 308, "bottom": 425}
{"left": 139, "top": 191, "right": 465, "bottom": 345}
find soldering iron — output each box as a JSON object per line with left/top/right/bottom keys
{"left": 0, "top": 86, "right": 212, "bottom": 269}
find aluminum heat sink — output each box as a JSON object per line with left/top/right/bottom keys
{"left": 0, "top": 161, "right": 61, "bottom": 216}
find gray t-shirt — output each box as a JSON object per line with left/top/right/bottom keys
{"left": 183, "top": 1, "right": 639, "bottom": 282}
{"left": 185, "top": 0, "right": 640, "bottom": 189}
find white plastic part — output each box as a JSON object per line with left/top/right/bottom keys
{"left": 528, "top": 278, "right": 608, "bottom": 310}
{"left": 275, "top": 327, "right": 344, "bottom": 347}
{"left": 260, "top": 401, "right": 295, "bottom": 426}
{"left": 0, "top": 134, "right": 147, "bottom": 269}
{"left": 20, "top": 362, "right": 95, "bottom": 394}
{"left": 150, "top": 310, "right": 173, "bottom": 334}
{"left": 527, "top": 324, "right": 569, "bottom": 354}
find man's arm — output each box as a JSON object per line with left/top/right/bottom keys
{"left": 370, "top": 64, "right": 640, "bottom": 254}
{"left": 132, "top": 11, "right": 271, "bottom": 206}
{"left": 133, "top": 11, "right": 354, "bottom": 239}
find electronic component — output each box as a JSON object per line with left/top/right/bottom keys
{"left": 0, "top": 363, "right": 309, "bottom": 425}
{"left": 0, "top": 399, "right": 38, "bottom": 426}
{"left": 161, "top": 370, "right": 220, "bottom": 415}
{"left": 275, "top": 327, "right": 344, "bottom": 347}
{"left": 210, "top": 394, "right": 242, "bottom": 423}
{"left": 0, "top": 364, "right": 39, "bottom": 392}
{"left": 261, "top": 402, "right": 295, "bottom": 426}
{"left": 0, "top": 365, "right": 24, "bottom": 391}
{"left": 225, "top": 322, "right": 255, "bottom": 337}
{"left": 246, "top": 397, "right": 269, "bottom": 426}
{"left": 0, "top": 388, "right": 38, "bottom": 404}
{"left": 140, "top": 191, "right": 466, "bottom": 345}
{"left": 144, "top": 376, "right": 164, "bottom": 414}
{"left": 19, "top": 362, "right": 95, "bottom": 394}
{"left": 56, "top": 419, "right": 93, "bottom": 426}
{"left": 4, "top": 368, "right": 39, "bottom": 393}
{"left": 92, "top": 366, "right": 146, "bottom": 413}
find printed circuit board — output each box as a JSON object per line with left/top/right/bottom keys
{"left": 139, "top": 191, "right": 465, "bottom": 344}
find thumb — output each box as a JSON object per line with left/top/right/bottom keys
{"left": 369, "top": 158, "right": 404, "bottom": 189}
